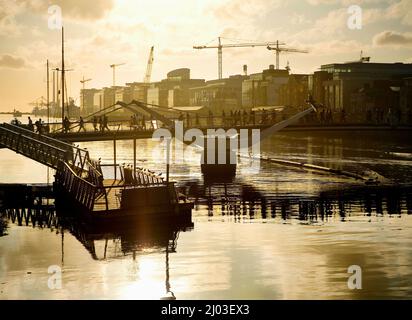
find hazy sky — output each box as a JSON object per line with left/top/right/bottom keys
{"left": 0, "top": 0, "right": 411, "bottom": 111}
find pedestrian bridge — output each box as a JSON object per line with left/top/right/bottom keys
{"left": 0, "top": 122, "right": 169, "bottom": 212}
{"left": 0, "top": 122, "right": 89, "bottom": 170}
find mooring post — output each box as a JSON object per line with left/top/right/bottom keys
{"left": 113, "top": 136, "right": 117, "bottom": 180}
{"left": 133, "top": 138, "right": 136, "bottom": 173}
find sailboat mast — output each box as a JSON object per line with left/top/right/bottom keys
{"left": 61, "top": 26, "right": 65, "bottom": 124}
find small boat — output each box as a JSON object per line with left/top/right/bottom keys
{"left": 13, "top": 109, "right": 22, "bottom": 117}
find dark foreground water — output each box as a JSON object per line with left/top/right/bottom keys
{"left": 1, "top": 114, "right": 412, "bottom": 299}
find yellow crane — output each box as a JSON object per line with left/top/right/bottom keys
{"left": 194, "top": 37, "right": 284, "bottom": 79}
{"left": 144, "top": 46, "right": 154, "bottom": 83}
{"left": 267, "top": 41, "right": 308, "bottom": 70}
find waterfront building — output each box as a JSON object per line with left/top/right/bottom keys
{"left": 80, "top": 88, "right": 99, "bottom": 115}
{"left": 308, "top": 71, "right": 332, "bottom": 107}
{"left": 241, "top": 65, "right": 289, "bottom": 108}
{"left": 92, "top": 87, "right": 116, "bottom": 112}
{"left": 147, "top": 68, "right": 205, "bottom": 107}
{"left": 126, "top": 82, "right": 150, "bottom": 103}
{"left": 320, "top": 61, "right": 412, "bottom": 113}
{"left": 279, "top": 74, "right": 310, "bottom": 108}
{"left": 189, "top": 75, "right": 246, "bottom": 111}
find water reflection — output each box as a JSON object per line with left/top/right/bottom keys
{"left": 0, "top": 206, "right": 193, "bottom": 299}
{"left": 180, "top": 179, "right": 412, "bottom": 223}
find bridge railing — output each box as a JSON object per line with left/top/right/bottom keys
{"left": 0, "top": 125, "right": 71, "bottom": 169}
{"left": 1, "top": 122, "right": 92, "bottom": 173}
{"left": 2, "top": 123, "right": 73, "bottom": 152}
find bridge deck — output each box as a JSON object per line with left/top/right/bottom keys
{"left": 47, "top": 124, "right": 412, "bottom": 143}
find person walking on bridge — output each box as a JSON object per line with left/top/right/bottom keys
{"left": 27, "top": 116, "right": 33, "bottom": 131}
{"left": 103, "top": 115, "right": 110, "bottom": 131}
{"left": 78, "top": 116, "right": 86, "bottom": 132}
{"left": 99, "top": 116, "right": 104, "bottom": 132}
{"left": 208, "top": 110, "right": 214, "bottom": 126}
{"left": 93, "top": 116, "right": 98, "bottom": 131}
{"left": 249, "top": 110, "right": 256, "bottom": 125}
{"left": 35, "top": 119, "right": 43, "bottom": 134}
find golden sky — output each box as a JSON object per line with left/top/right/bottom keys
{"left": 0, "top": 0, "right": 411, "bottom": 111}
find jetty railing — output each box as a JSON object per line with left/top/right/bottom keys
{"left": 120, "top": 166, "right": 165, "bottom": 186}
{"left": 56, "top": 161, "right": 97, "bottom": 211}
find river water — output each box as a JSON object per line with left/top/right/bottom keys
{"left": 1, "top": 114, "right": 412, "bottom": 299}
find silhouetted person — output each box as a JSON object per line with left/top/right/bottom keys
{"left": 208, "top": 110, "right": 214, "bottom": 126}
{"left": 36, "top": 118, "right": 44, "bottom": 134}
{"left": 99, "top": 116, "right": 103, "bottom": 132}
{"left": 249, "top": 110, "right": 255, "bottom": 125}
{"left": 270, "top": 111, "right": 276, "bottom": 124}
{"left": 243, "top": 110, "right": 248, "bottom": 125}
{"left": 327, "top": 109, "right": 333, "bottom": 124}
{"left": 387, "top": 108, "right": 392, "bottom": 126}
{"left": 78, "top": 116, "right": 86, "bottom": 132}
{"left": 340, "top": 109, "right": 346, "bottom": 124}
{"left": 103, "top": 115, "right": 110, "bottom": 131}
{"left": 320, "top": 109, "right": 325, "bottom": 124}
{"left": 261, "top": 109, "right": 268, "bottom": 125}
{"left": 186, "top": 112, "right": 191, "bottom": 127}
{"left": 150, "top": 115, "right": 154, "bottom": 130}
{"left": 27, "top": 116, "right": 33, "bottom": 131}
{"left": 93, "top": 116, "right": 98, "bottom": 131}
{"left": 141, "top": 115, "right": 146, "bottom": 130}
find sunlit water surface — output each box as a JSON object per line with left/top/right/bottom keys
{"left": 1, "top": 114, "right": 412, "bottom": 299}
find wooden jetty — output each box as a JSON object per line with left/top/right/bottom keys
{"left": 0, "top": 122, "right": 193, "bottom": 223}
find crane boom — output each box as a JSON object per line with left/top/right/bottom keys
{"left": 144, "top": 46, "right": 154, "bottom": 83}
{"left": 267, "top": 41, "right": 308, "bottom": 70}
{"left": 193, "top": 37, "right": 285, "bottom": 79}
{"left": 194, "top": 42, "right": 284, "bottom": 49}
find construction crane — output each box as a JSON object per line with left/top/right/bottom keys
{"left": 194, "top": 37, "right": 285, "bottom": 79}
{"left": 267, "top": 41, "right": 308, "bottom": 70}
{"left": 110, "top": 63, "right": 125, "bottom": 86}
{"left": 144, "top": 46, "right": 154, "bottom": 83}
{"left": 80, "top": 76, "right": 92, "bottom": 113}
